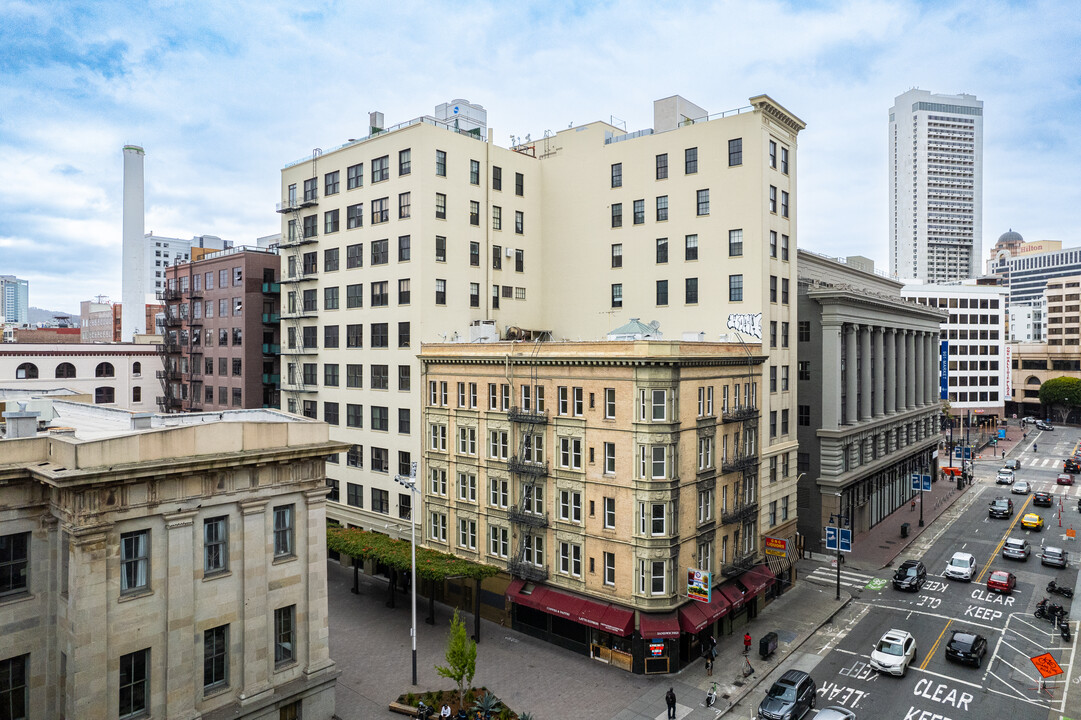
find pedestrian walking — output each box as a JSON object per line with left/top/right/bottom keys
{"left": 743, "top": 632, "right": 752, "bottom": 655}
{"left": 665, "top": 687, "right": 676, "bottom": 719}
{"left": 709, "top": 633, "right": 718, "bottom": 659}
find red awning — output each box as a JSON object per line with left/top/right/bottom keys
{"left": 719, "top": 583, "right": 746, "bottom": 611}
{"left": 640, "top": 612, "right": 681, "bottom": 639}
{"left": 677, "top": 591, "right": 732, "bottom": 634}
{"left": 538, "top": 587, "right": 587, "bottom": 621}
{"left": 738, "top": 564, "right": 777, "bottom": 597}
{"left": 506, "top": 580, "right": 552, "bottom": 614}
{"left": 506, "top": 582, "right": 633, "bottom": 636}
{"left": 598, "top": 605, "right": 634, "bottom": 636}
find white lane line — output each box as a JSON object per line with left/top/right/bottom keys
{"left": 857, "top": 602, "right": 1003, "bottom": 632}
{"left": 985, "top": 669, "right": 1055, "bottom": 709}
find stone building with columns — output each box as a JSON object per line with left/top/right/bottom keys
{"left": 0, "top": 400, "right": 344, "bottom": 719}
{"left": 796, "top": 252, "right": 947, "bottom": 552}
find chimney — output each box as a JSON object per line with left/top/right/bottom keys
{"left": 121, "top": 145, "right": 147, "bottom": 341}
{"left": 3, "top": 402, "right": 40, "bottom": 439}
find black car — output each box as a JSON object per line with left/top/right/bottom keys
{"left": 758, "top": 669, "right": 817, "bottom": 720}
{"left": 1037, "top": 421, "right": 1054, "bottom": 431}
{"left": 1066, "top": 460, "right": 1081, "bottom": 474}
{"left": 892, "top": 559, "right": 927, "bottom": 591}
{"left": 945, "top": 631, "right": 987, "bottom": 667}
{"left": 1033, "top": 491, "right": 1055, "bottom": 507}
{"left": 989, "top": 497, "right": 1014, "bottom": 518}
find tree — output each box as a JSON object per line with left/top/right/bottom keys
{"left": 435, "top": 609, "right": 476, "bottom": 708}
{"left": 1038, "top": 377, "right": 1081, "bottom": 422}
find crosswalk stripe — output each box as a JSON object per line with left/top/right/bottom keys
{"left": 807, "top": 568, "right": 876, "bottom": 583}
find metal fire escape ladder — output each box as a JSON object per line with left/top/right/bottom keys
{"left": 507, "top": 340, "right": 550, "bottom": 582}
{"left": 721, "top": 334, "right": 762, "bottom": 576}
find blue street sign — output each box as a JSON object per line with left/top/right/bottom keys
{"left": 998, "top": 429, "right": 1006, "bottom": 440}
{"left": 825, "top": 526, "right": 838, "bottom": 551}
{"left": 840, "top": 528, "right": 852, "bottom": 553}
{"left": 953, "top": 447, "right": 972, "bottom": 460}
{"left": 911, "top": 473, "right": 932, "bottom": 491}
{"left": 940, "top": 340, "right": 949, "bottom": 400}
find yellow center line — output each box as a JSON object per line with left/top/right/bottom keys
{"left": 975, "top": 495, "right": 1034, "bottom": 584}
{"left": 920, "top": 619, "right": 953, "bottom": 671}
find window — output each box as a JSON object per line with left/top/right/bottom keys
{"left": 604, "top": 552, "right": 615, "bottom": 585}
{"left": 203, "top": 624, "right": 229, "bottom": 691}
{"left": 347, "top": 204, "right": 363, "bottom": 230}
{"left": 0, "top": 532, "right": 29, "bottom": 597}
{"left": 372, "top": 322, "right": 389, "bottom": 347}
{"left": 372, "top": 155, "right": 389, "bottom": 182}
{"left": 324, "top": 208, "right": 339, "bottom": 234}
{"left": 435, "top": 149, "right": 446, "bottom": 176}
{"left": 611, "top": 162, "right": 622, "bottom": 188}
{"left": 611, "top": 244, "right": 623, "bottom": 268}
{"left": 685, "top": 234, "right": 698, "bottom": 260}
{"left": 781, "top": 278, "right": 790, "bottom": 304}
{"left": 727, "top": 228, "right": 745, "bottom": 258}
{"left": 696, "top": 189, "right": 709, "bottom": 216}
{"left": 656, "top": 153, "right": 668, "bottom": 179}
{"left": 273, "top": 505, "right": 294, "bottom": 557}
{"left": 397, "top": 278, "right": 410, "bottom": 305}
{"left": 303, "top": 177, "right": 318, "bottom": 201}
{"left": 399, "top": 148, "right": 411, "bottom": 175}
{"left": 371, "top": 197, "right": 389, "bottom": 224}
{"left": 729, "top": 137, "right": 743, "bottom": 166}
{"left": 372, "top": 487, "right": 389, "bottom": 512}
{"left": 96, "top": 361, "right": 115, "bottom": 378}
{"left": 458, "top": 518, "right": 477, "bottom": 550}
{"left": 492, "top": 166, "right": 502, "bottom": 190}
{"left": 371, "top": 406, "right": 389, "bottom": 432}
{"left": 515, "top": 172, "right": 524, "bottom": 196}
{"left": 769, "top": 139, "right": 777, "bottom": 168}
{"left": 770, "top": 230, "right": 777, "bottom": 258}
{"left": 435, "top": 279, "right": 446, "bottom": 305}
{"left": 781, "top": 147, "right": 789, "bottom": 174}
{"left": 559, "top": 437, "right": 583, "bottom": 469}
{"left": 457, "top": 427, "right": 477, "bottom": 456}
{"left": 346, "top": 243, "right": 363, "bottom": 268}
{"left": 203, "top": 517, "right": 228, "bottom": 575}
{"left": 781, "top": 321, "right": 790, "bottom": 347}
{"left": 781, "top": 190, "right": 789, "bottom": 218}
{"left": 435, "top": 193, "right": 446, "bottom": 219}
{"left": 770, "top": 185, "right": 777, "bottom": 213}
{"left": 121, "top": 529, "right": 149, "bottom": 593}
{"left": 515, "top": 211, "right": 523, "bottom": 233}
{"left": 457, "top": 472, "right": 477, "bottom": 502}
{"left": 559, "top": 542, "right": 582, "bottom": 576}
{"left": 685, "top": 277, "right": 698, "bottom": 304}
{"left": 274, "top": 605, "right": 296, "bottom": 666}
{"left": 698, "top": 437, "right": 713, "bottom": 470}
{"left": 782, "top": 234, "right": 790, "bottom": 260}
{"left": 515, "top": 249, "right": 524, "bottom": 272}
{"left": 782, "top": 365, "right": 789, "bottom": 391}
{"left": 604, "top": 387, "right": 616, "bottom": 418}
{"left": 119, "top": 649, "right": 150, "bottom": 718}
{"left": 729, "top": 274, "right": 743, "bottom": 301}
{"left": 656, "top": 237, "right": 668, "bottom": 263}
{"left": 770, "top": 322, "right": 777, "bottom": 348}
{"left": 469, "top": 200, "right": 480, "bottom": 226}
{"left": 611, "top": 203, "right": 622, "bottom": 228}
{"left": 656, "top": 279, "right": 668, "bottom": 306}
{"left": 604, "top": 497, "right": 616, "bottom": 528}
{"left": 685, "top": 147, "right": 697, "bottom": 174}
{"left": 611, "top": 283, "right": 623, "bottom": 308}
{"left": 656, "top": 195, "right": 668, "bottom": 221}
{"left": 604, "top": 442, "right": 616, "bottom": 473}
{"left": 470, "top": 282, "right": 480, "bottom": 307}
{"left": 798, "top": 405, "right": 810, "bottom": 426}
{"left": 324, "top": 286, "right": 339, "bottom": 310}
{"left": 399, "top": 192, "right": 411, "bottom": 219}
{"left": 633, "top": 199, "right": 645, "bottom": 224}
{"left": 55, "top": 362, "right": 76, "bottom": 379}
{"left": 490, "top": 527, "right": 509, "bottom": 558}
{"left": 489, "top": 477, "right": 509, "bottom": 508}
{"left": 0, "top": 655, "right": 28, "bottom": 719}
{"left": 347, "top": 163, "right": 363, "bottom": 189}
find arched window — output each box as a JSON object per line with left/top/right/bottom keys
{"left": 132, "top": 386, "right": 142, "bottom": 402}
{"left": 94, "top": 386, "right": 116, "bottom": 404}
{"left": 1026, "top": 375, "right": 1041, "bottom": 386}
{"left": 95, "top": 362, "right": 115, "bottom": 378}
{"left": 15, "top": 362, "right": 38, "bottom": 379}
{"left": 55, "top": 362, "right": 76, "bottom": 379}
{"left": 132, "top": 361, "right": 142, "bottom": 376}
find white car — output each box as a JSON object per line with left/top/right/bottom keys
{"left": 996, "top": 470, "right": 1015, "bottom": 485}
{"left": 870, "top": 629, "right": 918, "bottom": 677}
{"left": 945, "top": 551, "right": 976, "bottom": 581}
{"left": 1011, "top": 480, "right": 1030, "bottom": 495}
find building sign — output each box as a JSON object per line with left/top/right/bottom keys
{"left": 649, "top": 642, "right": 665, "bottom": 657}
{"left": 726, "top": 313, "right": 762, "bottom": 339}
{"left": 940, "top": 340, "right": 949, "bottom": 400}
{"left": 1004, "top": 345, "right": 1012, "bottom": 398}
{"left": 687, "top": 568, "right": 711, "bottom": 603}
{"left": 764, "top": 536, "right": 788, "bottom": 557}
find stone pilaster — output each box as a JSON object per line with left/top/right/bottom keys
{"left": 240, "top": 499, "right": 272, "bottom": 703}
{"left": 821, "top": 322, "right": 843, "bottom": 429}
{"left": 164, "top": 509, "right": 198, "bottom": 719}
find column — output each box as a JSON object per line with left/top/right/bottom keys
{"left": 915, "top": 332, "right": 925, "bottom": 407}
{"left": 884, "top": 329, "right": 896, "bottom": 414}
{"left": 859, "top": 325, "right": 872, "bottom": 420}
{"left": 164, "top": 510, "right": 198, "bottom": 719}
{"left": 241, "top": 499, "right": 272, "bottom": 703}
{"left": 896, "top": 329, "right": 907, "bottom": 412}
{"left": 873, "top": 327, "right": 885, "bottom": 417}
{"left": 69, "top": 529, "right": 110, "bottom": 718}
{"left": 821, "top": 322, "right": 843, "bottom": 429}
{"left": 905, "top": 330, "right": 916, "bottom": 409}
{"left": 845, "top": 324, "right": 858, "bottom": 424}
{"left": 304, "top": 487, "right": 335, "bottom": 675}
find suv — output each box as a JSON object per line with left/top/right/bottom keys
{"left": 988, "top": 497, "right": 1014, "bottom": 518}
{"left": 996, "top": 469, "right": 1015, "bottom": 485}
{"left": 1002, "top": 538, "right": 1031, "bottom": 561}
{"left": 1033, "top": 491, "right": 1054, "bottom": 507}
{"left": 870, "top": 629, "right": 918, "bottom": 677}
{"left": 1042, "top": 547, "right": 1069, "bottom": 568}
{"left": 1003, "top": 459, "right": 1021, "bottom": 471}
{"left": 758, "top": 670, "right": 817, "bottom": 720}
{"left": 944, "top": 551, "right": 976, "bottom": 581}
{"left": 1066, "top": 459, "right": 1081, "bottom": 474}
{"left": 892, "top": 559, "right": 927, "bottom": 591}
{"left": 1037, "top": 421, "right": 1054, "bottom": 431}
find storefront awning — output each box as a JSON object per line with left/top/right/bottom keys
{"left": 737, "top": 564, "right": 777, "bottom": 597}
{"left": 677, "top": 591, "right": 732, "bottom": 634}
{"left": 598, "top": 605, "right": 635, "bottom": 636}
{"left": 639, "top": 612, "right": 681, "bottom": 639}
{"left": 506, "top": 581, "right": 634, "bottom": 636}
{"left": 766, "top": 550, "right": 793, "bottom": 576}
{"left": 719, "top": 582, "right": 747, "bottom": 611}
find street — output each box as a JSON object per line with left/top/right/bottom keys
{"left": 732, "top": 426, "right": 1081, "bottom": 720}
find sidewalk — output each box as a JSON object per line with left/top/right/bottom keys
{"left": 326, "top": 559, "right": 848, "bottom": 720}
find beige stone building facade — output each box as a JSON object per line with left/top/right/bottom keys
{"left": 278, "top": 96, "right": 804, "bottom": 573}
{"left": 0, "top": 401, "right": 343, "bottom": 719}
{"left": 1009, "top": 275, "right": 1081, "bottom": 420}
{"left": 420, "top": 339, "right": 788, "bottom": 674}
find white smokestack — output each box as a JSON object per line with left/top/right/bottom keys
{"left": 121, "top": 145, "right": 146, "bottom": 341}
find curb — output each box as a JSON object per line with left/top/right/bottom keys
{"left": 718, "top": 592, "right": 854, "bottom": 717}
{"left": 874, "top": 481, "right": 974, "bottom": 570}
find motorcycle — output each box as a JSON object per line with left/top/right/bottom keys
{"left": 1036, "top": 598, "right": 1068, "bottom": 624}
{"left": 1062, "top": 617, "right": 1073, "bottom": 642}
{"left": 1048, "top": 580, "right": 1075, "bottom": 599}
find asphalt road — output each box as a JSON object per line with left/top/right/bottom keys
{"left": 733, "top": 426, "right": 1081, "bottom": 720}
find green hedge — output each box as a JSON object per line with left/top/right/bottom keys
{"left": 328, "top": 526, "right": 500, "bottom": 582}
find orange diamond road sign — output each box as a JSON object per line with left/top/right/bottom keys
{"left": 1068, "top": 529, "right": 1077, "bottom": 539}
{"left": 1031, "top": 652, "right": 1063, "bottom": 678}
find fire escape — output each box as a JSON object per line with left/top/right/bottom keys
{"left": 507, "top": 344, "right": 550, "bottom": 582}
{"left": 155, "top": 286, "right": 183, "bottom": 412}
{"left": 185, "top": 277, "right": 203, "bottom": 411}
{"left": 276, "top": 150, "right": 321, "bottom": 415}
{"left": 719, "top": 338, "right": 762, "bottom": 577}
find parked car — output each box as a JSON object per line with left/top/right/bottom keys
{"left": 815, "top": 708, "right": 857, "bottom": 720}
{"left": 945, "top": 551, "right": 976, "bottom": 581}
{"left": 758, "top": 669, "right": 817, "bottom": 720}
{"left": 892, "top": 559, "right": 927, "bottom": 591}
{"left": 1042, "top": 547, "right": 1069, "bottom": 568}
{"left": 996, "top": 469, "right": 1015, "bottom": 485}
{"left": 988, "top": 497, "right": 1014, "bottom": 518}
{"left": 1023, "top": 416, "right": 1038, "bottom": 424}
{"left": 1022, "top": 513, "right": 1045, "bottom": 531}
{"left": 1003, "top": 459, "right": 1021, "bottom": 471}
{"left": 1033, "top": 491, "right": 1054, "bottom": 507}
{"left": 945, "top": 631, "right": 988, "bottom": 668}
{"left": 1012, "top": 480, "right": 1030, "bottom": 495}
{"left": 870, "top": 629, "right": 918, "bottom": 677}
{"left": 1002, "top": 537, "right": 1032, "bottom": 561}
{"left": 1037, "top": 421, "right": 1055, "bottom": 431}
{"left": 987, "top": 570, "right": 1017, "bottom": 594}
{"left": 1058, "top": 473, "right": 1075, "bottom": 486}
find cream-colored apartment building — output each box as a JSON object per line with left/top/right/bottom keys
{"left": 420, "top": 338, "right": 786, "bottom": 674}
{"left": 1010, "top": 275, "right": 1081, "bottom": 421}
{"left": 0, "top": 401, "right": 343, "bottom": 719}
{"left": 278, "top": 96, "right": 804, "bottom": 580}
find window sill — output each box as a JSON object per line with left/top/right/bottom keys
{"left": 272, "top": 554, "right": 297, "bottom": 566}
{"left": 274, "top": 660, "right": 298, "bottom": 674}
{"left": 203, "top": 570, "right": 231, "bottom": 583}
{"left": 118, "top": 588, "right": 154, "bottom": 603}
{"left": 203, "top": 683, "right": 231, "bottom": 700}
{"left": 0, "top": 590, "right": 33, "bottom": 606}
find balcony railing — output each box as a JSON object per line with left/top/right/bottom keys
{"left": 508, "top": 508, "right": 548, "bottom": 528}
{"left": 721, "top": 406, "right": 760, "bottom": 423}
{"left": 508, "top": 561, "right": 549, "bottom": 583}
{"left": 262, "top": 373, "right": 281, "bottom": 385}
{"left": 507, "top": 457, "right": 548, "bottom": 477}
{"left": 721, "top": 553, "right": 759, "bottom": 578}
{"left": 507, "top": 407, "right": 549, "bottom": 424}
{"left": 275, "top": 196, "right": 318, "bottom": 213}
{"left": 156, "top": 288, "right": 181, "bottom": 302}
{"left": 721, "top": 455, "right": 759, "bottom": 474}
{"left": 262, "top": 343, "right": 281, "bottom": 355}
{"left": 262, "top": 282, "right": 281, "bottom": 294}
{"left": 262, "top": 313, "right": 281, "bottom": 324}
{"left": 721, "top": 501, "right": 759, "bottom": 526}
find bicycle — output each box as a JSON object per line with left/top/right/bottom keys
{"left": 706, "top": 681, "right": 718, "bottom": 707}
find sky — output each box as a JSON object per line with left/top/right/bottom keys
{"left": 2, "top": 0, "right": 1080, "bottom": 315}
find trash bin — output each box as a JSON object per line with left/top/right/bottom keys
{"left": 759, "top": 631, "right": 778, "bottom": 659}
{"left": 901, "top": 522, "right": 910, "bottom": 538}
{"left": 956, "top": 476, "right": 964, "bottom": 491}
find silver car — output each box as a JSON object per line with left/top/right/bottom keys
{"left": 1002, "top": 538, "right": 1031, "bottom": 561}
{"left": 1011, "top": 480, "right": 1030, "bottom": 495}
{"left": 1043, "top": 547, "right": 1069, "bottom": 568}
{"left": 816, "top": 708, "right": 857, "bottom": 720}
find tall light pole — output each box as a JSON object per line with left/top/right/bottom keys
{"left": 394, "top": 462, "right": 420, "bottom": 685}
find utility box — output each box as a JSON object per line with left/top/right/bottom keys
{"left": 759, "top": 632, "right": 778, "bottom": 659}
{"left": 901, "top": 523, "right": 910, "bottom": 538}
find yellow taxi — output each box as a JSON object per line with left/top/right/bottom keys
{"left": 1021, "top": 513, "right": 1044, "bottom": 531}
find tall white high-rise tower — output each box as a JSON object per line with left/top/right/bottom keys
{"left": 888, "top": 89, "right": 983, "bottom": 283}
{"left": 121, "top": 145, "right": 146, "bottom": 340}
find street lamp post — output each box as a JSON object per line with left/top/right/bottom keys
{"left": 831, "top": 492, "right": 847, "bottom": 602}
{"left": 394, "top": 462, "right": 420, "bottom": 686}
